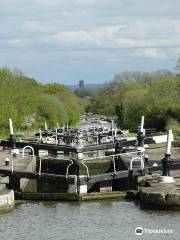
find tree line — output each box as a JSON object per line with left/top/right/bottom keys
{"left": 87, "top": 70, "right": 180, "bottom": 134}
{"left": 0, "top": 68, "right": 83, "bottom": 137}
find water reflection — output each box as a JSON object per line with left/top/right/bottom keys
{"left": 0, "top": 200, "right": 180, "bottom": 240}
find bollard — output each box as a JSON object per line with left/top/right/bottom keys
{"left": 144, "top": 155, "right": 149, "bottom": 163}
{"left": 115, "top": 142, "right": 123, "bottom": 154}
{"left": 161, "top": 130, "right": 172, "bottom": 176}
{"left": 159, "top": 130, "right": 175, "bottom": 183}
{"left": 101, "top": 122, "right": 104, "bottom": 131}
{"left": 9, "top": 134, "right": 16, "bottom": 150}
{"left": 5, "top": 158, "right": 10, "bottom": 166}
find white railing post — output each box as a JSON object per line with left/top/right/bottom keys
{"left": 112, "top": 156, "right": 117, "bottom": 175}
{"left": 45, "top": 122, "right": 48, "bottom": 131}
{"left": 39, "top": 157, "right": 42, "bottom": 176}
{"left": 9, "top": 118, "right": 14, "bottom": 135}
{"left": 166, "top": 129, "right": 172, "bottom": 155}
{"left": 159, "top": 129, "right": 175, "bottom": 183}
{"left": 140, "top": 116, "right": 144, "bottom": 133}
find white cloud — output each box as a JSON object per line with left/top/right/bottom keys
{"left": 55, "top": 25, "right": 127, "bottom": 47}
{"left": 51, "top": 18, "right": 180, "bottom": 49}
{"left": 0, "top": 0, "right": 180, "bottom": 83}
{"left": 24, "top": 21, "right": 57, "bottom": 34}
{"left": 133, "top": 48, "right": 167, "bottom": 59}
{"left": 7, "top": 38, "right": 29, "bottom": 47}
{"left": 133, "top": 47, "right": 180, "bottom": 59}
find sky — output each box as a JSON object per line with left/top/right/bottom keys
{"left": 0, "top": 0, "right": 180, "bottom": 85}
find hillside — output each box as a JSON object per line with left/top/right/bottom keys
{"left": 0, "top": 68, "right": 83, "bottom": 137}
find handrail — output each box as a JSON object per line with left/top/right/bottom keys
{"left": 130, "top": 155, "right": 144, "bottom": 170}
{"left": 22, "top": 146, "right": 35, "bottom": 159}
{"left": 81, "top": 160, "right": 89, "bottom": 178}
{"left": 66, "top": 160, "right": 73, "bottom": 178}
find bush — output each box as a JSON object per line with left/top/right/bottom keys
{"left": 0, "top": 68, "right": 83, "bottom": 137}
{"left": 90, "top": 71, "right": 180, "bottom": 132}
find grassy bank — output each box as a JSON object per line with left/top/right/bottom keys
{"left": 0, "top": 68, "right": 83, "bottom": 137}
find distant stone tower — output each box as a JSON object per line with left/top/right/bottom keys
{"left": 79, "top": 80, "right": 85, "bottom": 89}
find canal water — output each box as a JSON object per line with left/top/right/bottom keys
{"left": 0, "top": 200, "right": 180, "bottom": 240}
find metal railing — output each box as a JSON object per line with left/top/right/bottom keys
{"left": 130, "top": 155, "right": 144, "bottom": 170}
{"left": 22, "top": 146, "right": 35, "bottom": 159}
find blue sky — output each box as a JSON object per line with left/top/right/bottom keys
{"left": 0, "top": 0, "right": 180, "bottom": 84}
